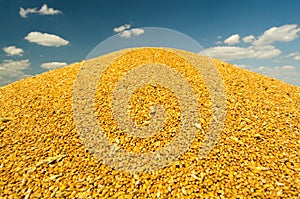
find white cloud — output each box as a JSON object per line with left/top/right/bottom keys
{"left": 287, "top": 52, "right": 300, "bottom": 60}
{"left": 130, "top": 28, "right": 144, "bottom": 36}
{"left": 38, "top": 4, "right": 62, "bottom": 15}
{"left": 40, "top": 62, "right": 67, "bottom": 69}
{"left": 120, "top": 30, "right": 132, "bottom": 38}
{"left": 281, "top": 65, "right": 295, "bottom": 69}
{"left": 204, "top": 24, "right": 300, "bottom": 86}
{"left": 252, "top": 65, "right": 300, "bottom": 86}
{"left": 287, "top": 52, "right": 298, "bottom": 57}
{"left": 242, "top": 35, "right": 255, "bottom": 43}
{"left": 19, "top": 7, "right": 37, "bottom": 18}
{"left": 224, "top": 34, "right": 240, "bottom": 45}
{"left": 0, "top": 59, "right": 30, "bottom": 71}
{"left": 200, "top": 45, "right": 281, "bottom": 61}
{"left": 25, "top": 31, "right": 69, "bottom": 47}
{"left": 255, "top": 65, "right": 298, "bottom": 78}
{"left": 217, "top": 36, "right": 222, "bottom": 39}
{"left": 113, "top": 23, "right": 144, "bottom": 38}
{"left": 19, "top": 4, "right": 62, "bottom": 18}
{"left": 253, "top": 24, "right": 300, "bottom": 45}
{"left": 294, "top": 56, "right": 300, "bottom": 60}
{"left": 120, "top": 28, "right": 145, "bottom": 38}
{"left": 0, "top": 60, "right": 31, "bottom": 86}
{"left": 113, "top": 24, "right": 131, "bottom": 33}
{"left": 3, "top": 46, "right": 24, "bottom": 56}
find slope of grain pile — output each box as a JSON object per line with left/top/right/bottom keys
{"left": 0, "top": 48, "right": 299, "bottom": 198}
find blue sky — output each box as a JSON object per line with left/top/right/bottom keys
{"left": 1, "top": 0, "right": 300, "bottom": 86}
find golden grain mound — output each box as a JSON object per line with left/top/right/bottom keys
{"left": 0, "top": 48, "right": 299, "bottom": 198}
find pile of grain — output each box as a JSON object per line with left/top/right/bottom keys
{"left": 0, "top": 48, "right": 299, "bottom": 198}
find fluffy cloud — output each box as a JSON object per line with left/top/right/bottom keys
{"left": 0, "top": 59, "right": 30, "bottom": 71}
{"left": 255, "top": 65, "right": 295, "bottom": 73}
{"left": 248, "top": 65, "right": 300, "bottom": 86}
{"left": 294, "top": 56, "right": 300, "bottom": 60}
{"left": 113, "top": 23, "right": 144, "bottom": 38}
{"left": 200, "top": 45, "right": 281, "bottom": 61}
{"left": 40, "top": 62, "right": 67, "bottom": 69}
{"left": 25, "top": 32, "right": 69, "bottom": 47}
{"left": 19, "top": 4, "right": 62, "bottom": 18}
{"left": 3, "top": 46, "right": 24, "bottom": 56}
{"left": 0, "top": 59, "right": 31, "bottom": 86}
{"left": 242, "top": 35, "right": 255, "bottom": 43}
{"left": 39, "top": 4, "right": 62, "bottom": 15}
{"left": 19, "top": 7, "right": 36, "bottom": 18}
{"left": 206, "top": 24, "right": 300, "bottom": 86}
{"left": 216, "top": 24, "right": 300, "bottom": 47}
{"left": 120, "top": 30, "right": 131, "bottom": 38}
{"left": 130, "top": 28, "right": 144, "bottom": 36}
{"left": 253, "top": 24, "right": 300, "bottom": 45}
{"left": 224, "top": 34, "right": 240, "bottom": 45}
{"left": 113, "top": 24, "right": 131, "bottom": 33}
{"left": 281, "top": 65, "right": 295, "bottom": 69}
{"left": 287, "top": 52, "right": 300, "bottom": 60}
{"left": 120, "top": 28, "right": 144, "bottom": 38}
